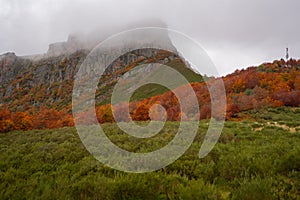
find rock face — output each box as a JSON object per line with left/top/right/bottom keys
{"left": 0, "top": 50, "right": 88, "bottom": 110}
{"left": 0, "top": 48, "right": 183, "bottom": 111}
{"left": 0, "top": 52, "right": 31, "bottom": 88}
{"left": 0, "top": 20, "right": 195, "bottom": 111}
{"left": 47, "top": 34, "right": 87, "bottom": 57}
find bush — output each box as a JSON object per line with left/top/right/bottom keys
{"left": 0, "top": 119, "right": 299, "bottom": 198}
{"left": 232, "top": 177, "right": 276, "bottom": 200}
{"left": 276, "top": 149, "right": 300, "bottom": 175}
{"left": 176, "top": 179, "right": 222, "bottom": 200}
{"left": 245, "top": 89, "right": 253, "bottom": 96}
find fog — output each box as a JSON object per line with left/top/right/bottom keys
{"left": 1, "top": 0, "right": 299, "bottom": 75}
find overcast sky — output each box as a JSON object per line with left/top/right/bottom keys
{"left": 1, "top": 0, "right": 299, "bottom": 75}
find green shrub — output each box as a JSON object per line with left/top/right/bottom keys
{"left": 232, "top": 177, "right": 276, "bottom": 200}
{"left": 176, "top": 179, "right": 222, "bottom": 200}
{"left": 276, "top": 149, "right": 300, "bottom": 175}
{"left": 294, "top": 108, "right": 300, "bottom": 114}
{"left": 111, "top": 174, "right": 166, "bottom": 200}
{"left": 245, "top": 88, "right": 253, "bottom": 96}
{"left": 0, "top": 118, "right": 300, "bottom": 198}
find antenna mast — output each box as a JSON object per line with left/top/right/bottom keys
{"left": 286, "top": 46, "right": 289, "bottom": 61}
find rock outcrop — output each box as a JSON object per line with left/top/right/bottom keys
{"left": 0, "top": 20, "right": 196, "bottom": 111}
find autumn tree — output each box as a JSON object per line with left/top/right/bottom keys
{"left": 0, "top": 109, "right": 14, "bottom": 133}
{"left": 12, "top": 112, "right": 33, "bottom": 130}
{"left": 133, "top": 103, "right": 150, "bottom": 121}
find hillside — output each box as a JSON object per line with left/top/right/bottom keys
{"left": 0, "top": 107, "right": 299, "bottom": 199}
{"left": 77, "top": 59, "right": 300, "bottom": 124}
{"left": 0, "top": 37, "right": 299, "bottom": 200}
{"left": 0, "top": 43, "right": 204, "bottom": 108}
{"left": 0, "top": 56, "right": 300, "bottom": 132}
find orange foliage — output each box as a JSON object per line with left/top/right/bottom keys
{"left": 132, "top": 103, "right": 150, "bottom": 121}
{"left": 0, "top": 109, "right": 14, "bottom": 133}
{"left": 97, "top": 104, "right": 114, "bottom": 123}
{"left": 12, "top": 112, "right": 34, "bottom": 130}
{"left": 1, "top": 59, "right": 300, "bottom": 133}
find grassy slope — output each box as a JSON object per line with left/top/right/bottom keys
{"left": 99, "top": 59, "right": 204, "bottom": 104}
{"left": 0, "top": 107, "right": 299, "bottom": 199}
{"left": 130, "top": 59, "right": 204, "bottom": 102}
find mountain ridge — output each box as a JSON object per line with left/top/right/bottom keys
{"left": 0, "top": 54, "right": 299, "bottom": 132}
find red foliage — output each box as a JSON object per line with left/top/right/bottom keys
{"left": 1, "top": 59, "right": 300, "bottom": 133}
{"left": 200, "top": 104, "right": 211, "bottom": 120}
{"left": 272, "top": 90, "right": 300, "bottom": 106}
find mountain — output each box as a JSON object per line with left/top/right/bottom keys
{"left": 0, "top": 22, "right": 204, "bottom": 132}
{"left": 78, "top": 59, "right": 299, "bottom": 124}
{"left": 0, "top": 20, "right": 299, "bottom": 132}
{"left": 1, "top": 18, "right": 207, "bottom": 112}
{"left": 23, "top": 19, "right": 172, "bottom": 59}
{"left": 1, "top": 51, "right": 299, "bottom": 133}
{"left": 0, "top": 48, "right": 202, "bottom": 111}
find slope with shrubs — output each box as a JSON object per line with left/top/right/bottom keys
{"left": 0, "top": 59, "right": 300, "bottom": 132}
{"left": 78, "top": 59, "right": 300, "bottom": 124}
{"left": 0, "top": 107, "right": 299, "bottom": 199}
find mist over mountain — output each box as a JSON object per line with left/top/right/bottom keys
{"left": 0, "top": 19, "right": 195, "bottom": 112}
{"left": 12, "top": 19, "right": 170, "bottom": 59}
{"left": 0, "top": 18, "right": 299, "bottom": 131}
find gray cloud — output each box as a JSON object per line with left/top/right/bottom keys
{"left": 1, "top": 0, "right": 299, "bottom": 75}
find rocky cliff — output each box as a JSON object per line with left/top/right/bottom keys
{"left": 0, "top": 47, "right": 190, "bottom": 112}
{"left": 0, "top": 20, "right": 199, "bottom": 111}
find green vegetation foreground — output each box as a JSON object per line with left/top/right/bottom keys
{"left": 0, "top": 107, "right": 299, "bottom": 199}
